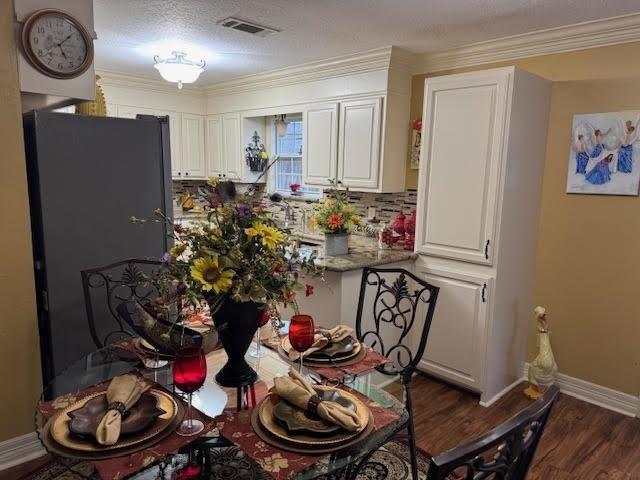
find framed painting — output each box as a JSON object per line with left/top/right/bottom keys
{"left": 566, "top": 111, "right": 640, "bottom": 195}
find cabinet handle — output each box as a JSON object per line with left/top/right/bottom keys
{"left": 185, "top": 172, "right": 189, "bottom": 176}
{"left": 484, "top": 239, "right": 490, "bottom": 260}
{"left": 482, "top": 283, "right": 487, "bottom": 303}
{"left": 177, "top": 171, "right": 181, "bottom": 176}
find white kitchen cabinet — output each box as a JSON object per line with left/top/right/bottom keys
{"left": 302, "top": 102, "right": 338, "bottom": 187}
{"left": 205, "top": 115, "right": 224, "bottom": 177}
{"left": 181, "top": 114, "right": 206, "bottom": 179}
{"left": 116, "top": 105, "right": 157, "bottom": 119}
{"left": 222, "top": 113, "right": 242, "bottom": 180}
{"left": 417, "top": 265, "right": 491, "bottom": 391}
{"left": 415, "top": 67, "right": 551, "bottom": 405}
{"left": 337, "top": 97, "right": 382, "bottom": 190}
{"left": 155, "top": 110, "right": 182, "bottom": 179}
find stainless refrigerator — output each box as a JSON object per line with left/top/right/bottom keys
{"left": 23, "top": 111, "right": 173, "bottom": 385}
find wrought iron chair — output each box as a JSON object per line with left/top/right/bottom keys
{"left": 353, "top": 267, "right": 440, "bottom": 480}
{"left": 81, "top": 258, "right": 163, "bottom": 348}
{"left": 426, "top": 386, "right": 560, "bottom": 479}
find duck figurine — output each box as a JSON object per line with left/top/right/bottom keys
{"left": 524, "top": 306, "right": 557, "bottom": 400}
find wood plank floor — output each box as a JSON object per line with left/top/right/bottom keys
{"left": 4, "top": 373, "right": 640, "bottom": 479}
{"left": 402, "top": 373, "right": 640, "bottom": 479}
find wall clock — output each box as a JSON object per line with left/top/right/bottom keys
{"left": 21, "top": 8, "right": 94, "bottom": 79}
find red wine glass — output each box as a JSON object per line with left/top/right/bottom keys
{"left": 250, "top": 307, "right": 271, "bottom": 358}
{"left": 173, "top": 347, "right": 207, "bottom": 436}
{"left": 289, "top": 314, "right": 315, "bottom": 373}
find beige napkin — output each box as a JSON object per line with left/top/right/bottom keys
{"left": 95, "top": 374, "right": 150, "bottom": 446}
{"left": 288, "top": 325, "right": 354, "bottom": 361}
{"left": 272, "top": 369, "right": 362, "bottom": 432}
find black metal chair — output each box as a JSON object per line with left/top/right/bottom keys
{"left": 353, "top": 267, "right": 440, "bottom": 480}
{"left": 81, "top": 258, "right": 163, "bottom": 348}
{"left": 426, "top": 386, "right": 560, "bottom": 480}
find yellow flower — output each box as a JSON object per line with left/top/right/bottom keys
{"left": 190, "top": 255, "right": 235, "bottom": 294}
{"left": 258, "top": 225, "right": 284, "bottom": 251}
{"left": 245, "top": 226, "right": 259, "bottom": 239}
{"left": 170, "top": 244, "right": 186, "bottom": 257}
{"left": 260, "top": 151, "right": 269, "bottom": 159}
{"left": 207, "top": 177, "right": 219, "bottom": 187}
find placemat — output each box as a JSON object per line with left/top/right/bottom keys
{"left": 38, "top": 375, "right": 217, "bottom": 480}
{"left": 217, "top": 386, "right": 401, "bottom": 480}
{"left": 311, "top": 348, "right": 390, "bottom": 382}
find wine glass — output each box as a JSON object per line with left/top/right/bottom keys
{"left": 289, "top": 314, "right": 315, "bottom": 373}
{"left": 173, "top": 347, "right": 207, "bottom": 436}
{"left": 250, "top": 306, "right": 271, "bottom": 358}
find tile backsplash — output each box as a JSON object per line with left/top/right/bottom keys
{"left": 172, "top": 180, "right": 416, "bottom": 230}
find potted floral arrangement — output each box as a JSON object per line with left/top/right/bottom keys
{"left": 310, "top": 182, "right": 362, "bottom": 256}
{"left": 147, "top": 178, "right": 322, "bottom": 387}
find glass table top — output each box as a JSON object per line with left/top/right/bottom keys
{"left": 36, "top": 342, "right": 408, "bottom": 479}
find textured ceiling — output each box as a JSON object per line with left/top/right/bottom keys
{"left": 94, "top": 0, "right": 640, "bottom": 85}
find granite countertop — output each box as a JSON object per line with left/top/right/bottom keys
{"left": 314, "top": 235, "right": 417, "bottom": 272}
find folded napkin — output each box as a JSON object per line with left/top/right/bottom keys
{"left": 288, "top": 325, "right": 354, "bottom": 361}
{"left": 96, "top": 374, "right": 150, "bottom": 446}
{"left": 272, "top": 368, "right": 362, "bottom": 432}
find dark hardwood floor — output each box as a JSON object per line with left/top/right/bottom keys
{"left": 400, "top": 373, "right": 640, "bottom": 479}
{"left": 5, "top": 373, "right": 640, "bottom": 479}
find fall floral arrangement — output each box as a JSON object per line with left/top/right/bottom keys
{"left": 310, "top": 184, "right": 362, "bottom": 234}
{"left": 139, "top": 179, "right": 322, "bottom": 318}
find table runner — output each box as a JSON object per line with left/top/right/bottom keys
{"left": 217, "top": 386, "right": 401, "bottom": 480}
{"left": 38, "top": 375, "right": 217, "bottom": 480}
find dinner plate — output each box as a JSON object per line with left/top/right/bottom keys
{"left": 50, "top": 389, "right": 178, "bottom": 452}
{"left": 257, "top": 386, "right": 370, "bottom": 447}
{"left": 281, "top": 336, "right": 362, "bottom": 364}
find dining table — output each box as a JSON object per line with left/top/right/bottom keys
{"left": 35, "top": 336, "right": 408, "bottom": 480}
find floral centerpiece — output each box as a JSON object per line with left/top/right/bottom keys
{"left": 310, "top": 182, "right": 362, "bottom": 256}
{"left": 144, "top": 178, "right": 322, "bottom": 387}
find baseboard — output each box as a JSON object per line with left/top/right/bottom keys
{"left": 524, "top": 363, "right": 639, "bottom": 417}
{"left": 479, "top": 376, "right": 526, "bottom": 408}
{"left": 0, "top": 432, "right": 47, "bottom": 471}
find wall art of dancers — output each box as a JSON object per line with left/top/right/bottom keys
{"left": 567, "top": 111, "right": 640, "bottom": 196}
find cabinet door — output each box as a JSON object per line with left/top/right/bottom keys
{"left": 181, "top": 114, "right": 206, "bottom": 179}
{"left": 156, "top": 110, "right": 182, "bottom": 179}
{"left": 415, "top": 71, "right": 510, "bottom": 265}
{"left": 337, "top": 97, "right": 382, "bottom": 189}
{"left": 222, "top": 113, "right": 242, "bottom": 180}
{"left": 205, "top": 115, "right": 224, "bottom": 177}
{"left": 417, "top": 265, "right": 490, "bottom": 391}
{"left": 303, "top": 102, "right": 338, "bottom": 186}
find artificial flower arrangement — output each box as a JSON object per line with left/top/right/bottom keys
{"left": 137, "top": 178, "right": 322, "bottom": 319}
{"left": 310, "top": 181, "right": 362, "bottom": 234}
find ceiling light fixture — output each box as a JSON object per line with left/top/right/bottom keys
{"left": 153, "top": 51, "right": 205, "bottom": 89}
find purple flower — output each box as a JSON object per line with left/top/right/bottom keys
{"left": 161, "top": 252, "right": 172, "bottom": 267}
{"left": 237, "top": 204, "right": 252, "bottom": 220}
{"left": 288, "top": 257, "right": 299, "bottom": 271}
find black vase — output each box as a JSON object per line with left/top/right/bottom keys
{"left": 211, "top": 299, "right": 260, "bottom": 387}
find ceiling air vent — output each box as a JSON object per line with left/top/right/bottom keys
{"left": 218, "top": 17, "right": 279, "bottom": 38}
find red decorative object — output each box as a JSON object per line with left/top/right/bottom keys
{"left": 304, "top": 284, "right": 314, "bottom": 297}
{"left": 258, "top": 306, "right": 270, "bottom": 327}
{"left": 392, "top": 211, "right": 406, "bottom": 236}
{"left": 289, "top": 314, "right": 315, "bottom": 372}
{"left": 404, "top": 210, "right": 416, "bottom": 251}
{"left": 289, "top": 183, "right": 301, "bottom": 192}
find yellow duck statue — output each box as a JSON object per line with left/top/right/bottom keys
{"left": 524, "top": 306, "right": 557, "bottom": 400}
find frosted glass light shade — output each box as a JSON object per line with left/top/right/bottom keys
{"left": 154, "top": 51, "right": 205, "bottom": 89}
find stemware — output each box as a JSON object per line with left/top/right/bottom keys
{"left": 289, "top": 314, "right": 315, "bottom": 373}
{"left": 250, "top": 306, "right": 271, "bottom": 358}
{"left": 173, "top": 347, "right": 207, "bottom": 436}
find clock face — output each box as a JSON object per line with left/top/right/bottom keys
{"left": 23, "top": 10, "right": 93, "bottom": 78}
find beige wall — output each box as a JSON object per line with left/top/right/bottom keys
{"left": 409, "top": 42, "right": 640, "bottom": 395}
{"left": 0, "top": 2, "right": 42, "bottom": 441}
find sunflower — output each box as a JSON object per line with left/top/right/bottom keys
{"left": 190, "top": 255, "right": 235, "bottom": 294}
{"left": 170, "top": 244, "right": 186, "bottom": 257}
{"left": 258, "top": 225, "right": 285, "bottom": 251}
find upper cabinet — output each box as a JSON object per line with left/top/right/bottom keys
{"left": 416, "top": 71, "right": 510, "bottom": 265}
{"left": 337, "top": 97, "right": 382, "bottom": 190}
{"left": 205, "top": 115, "right": 224, "bottom": 177}
{"left": 156, "top": 110, "right": 182, "bottom": 179}
{"left": 181, "top": 114, "right": 206, "bottom": 179}
{"left": 302, "top": 95, "right": 406, "bottom": 192}
{"left": 302, "top": 102, "right": 338, "bottom": 187}
{"left": 222, "top": 113, "right": 242, "bottom": 180}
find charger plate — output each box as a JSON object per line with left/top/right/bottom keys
{"left": 49, "top": 389, "right": 179, "bottom": 453}
{"left": 281, "top": 336, "right": 361, "bottom": 363}
{"left": 256, "top": 387, "right": 370, "bottom": 448}
{"left": 278, "top": 341, "right": 367, "bottom": 368}
{"left": 251, "top": 389, "right": 373, "bottom": 454}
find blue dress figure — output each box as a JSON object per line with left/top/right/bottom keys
{"left": 585, "top": 154, "right": 614, "bottom": 185}
{"left": 575, "top": 135, "right": 589, "bottom": 174}
{"left": 590, "top": 128, "right": 611, "bottom": 158}
{"left": 617, "top": 121, "right": 636, "bottom": 173}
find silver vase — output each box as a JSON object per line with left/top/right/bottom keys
{"left": 324, "top": 233, "right": 349, "bottom": 256}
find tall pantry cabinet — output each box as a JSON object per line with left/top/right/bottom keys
{"left": 414, "top": 67, "right": 551, "bottom": 405}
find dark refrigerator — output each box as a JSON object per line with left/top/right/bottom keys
{"left": 23, "top": 111, "right": 173, "bottom": 385}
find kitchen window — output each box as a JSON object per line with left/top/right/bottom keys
{"left": 272, "top": 117, "right": 320, "bottom": 197}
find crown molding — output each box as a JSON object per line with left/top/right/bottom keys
{"left": 203, "top": 46, "right": 394, "bottom": 96}
{"left": 415, "top": 12, "right": 640, "bottom": 74}
{"left": 96, "top": 70, "right": 205, "bottom": 96}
